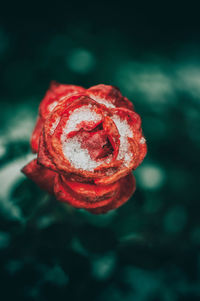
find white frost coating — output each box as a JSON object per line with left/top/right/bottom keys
{"left": 48, "top": 101, "right": 58, "bottom": 112}
{"left": 63, "top": 105, "right": 102, "bottom": 135}
{"left": 112, "top": 116, "right": 133, "bottom": 138}
{"left": 62, "top": 136, "right": 110, "bottom": 171}
{"left": 140, "top": 137, "right": 146, "bottom": 144}
{"left": 90, "top": 95, "right": 116, "bottom": 108}
{"left": 112, "top": 116, "right": 133, "bottom": 166}
{"left": 50, "top": 117, "right": 60, "bottom": 135}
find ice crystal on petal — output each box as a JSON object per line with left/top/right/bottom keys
{"left": 50, "top": 117, "right": 60, "bottom": 135}
{"left": 90, "top": 96, "right": 116, "bottom": 108}
{"left": 62, "top": 136, "right": 105, "bottom": 171}
{"left": 48, "top": 101, "right": 58, "bottom": 112}
{"left": 140, "top": 137, "right": 146, "bottom": 144}
{"left": 112, "top": 116, "right": 133, "bottom": 166}
{"left": 64, "top": 105, "right": 102, "bottom": 135}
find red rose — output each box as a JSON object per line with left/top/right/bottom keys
{"left": 22, "top": 82, "right": 147, "bottom": 214}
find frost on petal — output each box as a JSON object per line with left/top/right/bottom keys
{"left": 63, "top": 105, "right": 102, "bottom": 135}
{"left": 140, "top": 137, "right": 146, "bottom": 144}
{"left": 48, "top": 101, "right": 58, "bottom": 112}
{"left": 112, "top": 115, "right": 133, "bottom": 166}
{"left": 60, "top": 105, "right": 110, "bottom": 171}
{"left": 87, "top": 84, "right": 134, "bottom": 110}
{"left": 39, "top": 82, "right": 85, "bottom": 119}
{"left": 62, "top": 136, "right": 111, "bottom": 172}
{"left": 50, "top": 117, "right": 60, "bottom": 135}
{"left": 89, "top": 95, "right": 116, "bottom": 108}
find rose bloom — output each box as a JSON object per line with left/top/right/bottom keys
{"left": 22, "top": 82, "right": 147, "bottom": 214}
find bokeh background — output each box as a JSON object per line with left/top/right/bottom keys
{"left": 0, "top": 2, "right": 200, "bottom": 300}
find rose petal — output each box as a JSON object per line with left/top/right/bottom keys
{"left": 111, "top": 108, "right": 147, "bottom": 169}
{"left": 54, "top": 173, "right": 135, "bottom": 213}
{"left": 89, "top": 173, "right": 136, "bottom": 214}
{"left": 31, "top": 117, "right": 44, "bottom": 153}
{"left": 54, "top": 175, "right": 117, "bottom": 209}
{"left": 94, "top": 107, "right": 147, "bottom": 184}
{"left": 37, "top": 129, "right": 57, "bottom": 171}
{"left": 111, "top": 107, "right": 142, "bottom": 132}
{"left": 94, "top": 138, "right": 145, "bottom": 185}
{"left": 102, "top": 116, "right": 120, "bottom": 160}
{"left": 39, "top": 81, "right": 85, "bottom": 119}
{"left": 61, "top": 176, "right": 119, "bottom": 202}
{"left": 21, "top": 159, "right": 56, "bottom": 194}
{"left": 87, "top": 84, "right": 134, "bottom": 110}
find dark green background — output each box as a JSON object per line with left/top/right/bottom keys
{"left": 0, "top": 2, "right": 200, "bottom": 300}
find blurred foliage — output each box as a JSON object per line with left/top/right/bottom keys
{"left": 0, "top": 2, "right": 200, "bottom": 301}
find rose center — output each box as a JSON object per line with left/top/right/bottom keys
{"left": 80, "top": 129, "right": 113, "bottom": 160}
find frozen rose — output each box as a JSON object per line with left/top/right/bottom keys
{"left": 22, "top": 82, "right": 147, "bottom": 214}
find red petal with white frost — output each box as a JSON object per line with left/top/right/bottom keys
{"left": 94, "top": 108, "right": 146, "bottom": 184}
{"left": 101, "top": 116, "right": 120, "bottom": 160}
{"left": 111, "top": 107, "right": 142, "bottom": 131}
{"left": 21, "top": 159, "right": 56, "bottom": 194}
{"left": 45, "top": 96, "right": 119, "bottom": 179}
{"left": 87, "top": 84, "right": 134, "bottom": 111}
{"left": 111, "top": 108, "right": 147, "bottom": 169}
{"left": 39, "top": 81, "right": 85, "bottom": 119}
